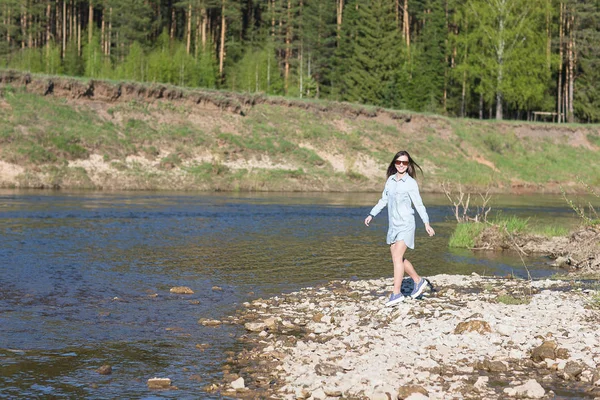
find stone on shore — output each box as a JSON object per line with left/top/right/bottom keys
{"left": 230, "top": 377, "right": 245, "bottom": 390}
{"left": 147, "top": 377, "right": 172, "bottom": 389}
{"left": 96, "top": 365, "right": 112, "bottom": 375}
{"left": 225, "top": 274, "right": 600, "bottom": 399}
{"left": 503, "top": 379, "right": 545, "bottom": 398}
{"left": 170, "top": 286, "right": 194, "bottom": 294}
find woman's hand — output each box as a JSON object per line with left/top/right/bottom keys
{"left": 425, "top": 224, "right": 435, "bottom": 236}
{"left": 364, "top": 215, "right": 373, "bottom": 226}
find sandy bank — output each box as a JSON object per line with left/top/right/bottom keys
{"left": 223, "top": 274, "right": 600, "bottom": 399}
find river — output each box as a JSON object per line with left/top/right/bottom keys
{"left": 0, "top": 190, "right": 583, "bottom": 398}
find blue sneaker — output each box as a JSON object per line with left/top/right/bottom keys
{"left": 410, "top": 278, "right": 428, "bottom": 298}
{"left": 385, "top": 292, "right": 405, "bottom": 307}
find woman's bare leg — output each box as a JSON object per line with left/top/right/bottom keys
{"left": 403, "top": 259, "right": 421, "bottom": 284}
{"left": 390, "top": 241, "right": 408, "bottom": 294}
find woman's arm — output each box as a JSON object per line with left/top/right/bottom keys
{"left": 408, "top": 181, "right": 435, "bottom": 236}
{"left": 365, "top": 186, "right": 388, "bottom": 226}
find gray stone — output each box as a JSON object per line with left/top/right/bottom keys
{"left": 314, "top": 363, "right": 344, "bottom": 376}
{"left": 531, "top": 341, "right": 557, "bottom": 362}
{"left": 454, "top": 320, "right": 492, "bottom": 334}
{"left": 397, "top": 384, "right": 428, "bottom": 399}
{"left": 231, "top": 377, "right": 245, "bottom": 390}
{"left": 96, "top": 365, "right": 112, "bottom": 375}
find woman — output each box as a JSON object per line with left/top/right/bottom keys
{"left": 364, "top": 150, "right": 435, "bottom": 306}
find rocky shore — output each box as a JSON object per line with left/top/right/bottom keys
{"left": 222, "top": 274, "right": 600, "bottom": 399}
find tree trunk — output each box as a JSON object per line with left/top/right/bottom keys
{"left": 101, "top": 1, "right": 105, "bottom": 52}
{"left": 195, "top": 9, "right": 201, "bottom": 58}
{"left": 495, "top": 17, "right": 505, "bottom": 120}
{"left": 403, "top": 0, "right": 409, "bottom": 48}
{"left": 557, "top": 1, "right": 563, "bottom": 123}
{"left": 546, "top": 0, "right": 551, "bottom": 70}
{"left": 219, "top": 0, "right": 226, "bottom": 77}
{"left": 284, "top": 0, "right": 291, "bottom": 94}
{"left": 88, "top": 0, "right": 93, "bottom": 44}
{"left": 201, "top": 7, "right": 207, "bottom": 50}
{"left": 21, "top": 4, "right": 27, "bottom": 48}
{"left": 567, "top": 14, "right": 574, "bottom": 123}
{"left": 62, "top": 0, "right": 66, "bottom": 56}
{"left": 186, "top": 3, "right": 192, "bottom": 54}
{"left": 69, "top": 0, "right": 74, "bottom": 44}
{"left": 77, "top": 7, "right": 81, "bottom": 54}
{"left": 7, "top": 5, "right": 12, "bottom": 46}
{"left": 479, "top": 93, "right": 483, "bottom": 119}
{"left": 336, "top": 0, "right": 343, "bottom": 46}
{"left": 170, "top": 3, "right": 176, "bottom": 40}
{"left": 46, "top": 1, "right": 51, "bottom": 47}
{"left": 108, "top": 7, "right": 112, "bottom": 56}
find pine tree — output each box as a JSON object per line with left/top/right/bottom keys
{"left": 339, "top": 0, "right": 402, "bottom": 106}
{"left": 303, "top": 0, "right": 337, "bottom": 97}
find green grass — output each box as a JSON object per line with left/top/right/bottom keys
{"left": 497, "top": 294, "right": 531, "bottom": 305}
{"left": 448, "top": 222, "right": 485, "bottom": 248}
{"left": 494, "top": 215, "right": 530, "bottom": 234}
{"left": 529, "top": 225, "right": 570, "bottom": 237}
{"left": 1, "top": 72, "right": 600, "bottom": 192}
{"left": 449, "top": 216, "right": 571, "bottom": 249}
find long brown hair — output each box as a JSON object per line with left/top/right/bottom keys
{"left": 386, "top": 150, "right": 423, "bottom": 179}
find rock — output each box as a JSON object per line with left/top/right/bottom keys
{"left": 312, "top": 312, "right": 324, "bottom": 322}
{"left": 397, "top": 384, "right": 428, "bottom": 399}
{"left": 555, "top": 347, "right": 570, "bottom": 359}
{"left": 503, "top": 379, "right": 545, "bottom": 398}
{"left": 405, "top": 394, "right": 429, "bottom": 400}
{"left": 314, "top": 363, "right": 344, "bottom": 376}
{"left": 496, "top": 324, "right": 515, "bottom": 336}
{"left": 531, "top": 341, "right": 557, "bottom": 362}
{"left": 474, "top": 376, "right": 489, "bottom": 390}
{"left": 230, "top": 377, "right": 245, "bottom": 390}
{"left": 198, "top": 318, "right": 222, "bottom": 326}
{"left": 264, "top": 317, "right": 278, "bottom": 329}
{"left": 170, "top": 286, "right": 194, "bottom": 294}
{"left": 561, "top": 361, "right": 583, "bottom": 380}
{"left": 147, "top": 377, "right": 172, "bottom": 389}
{"left": 553, "top": 256, "right": 570, "bottom": 268}
{"left": 96, "top": 365, "right": 112, "bottom": 375}
{"left": 483, "top": 359, "right": 508, "bottom": 373}
{"left": 324, "top": 387, "right": 343, "bottom": 397}
{"left": 311, "top": 388, "right": 327, "bottom": 400}
{"left": 369, "top": 387, "right": 390, "bottom": 400}
{"left": 454, "top": 320, "right": 492, "bottom": 334}
{"left": 212, "top": 286, "right": 223, "bottom": 291}
{"left": 244, "top": 322, "right": 266, "bottom": 332}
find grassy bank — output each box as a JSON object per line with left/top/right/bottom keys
{"left": 1, "top": 71, "right": 599, "bottom": 192}
{"left": 448, "top": 216, "right": 571, "bottom": 249}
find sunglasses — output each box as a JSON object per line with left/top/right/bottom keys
{"left": 394, "top": 160, "right": 409, "bottom": 166}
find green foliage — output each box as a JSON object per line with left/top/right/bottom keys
{"left": 337, "top": 0, "right": 402, "bottom": 106}
{"left": 396, "top": 0, "right": 447, "bottom": 112}
{"left": 493, "top": 215, "right": 530, "bottom": 234}
{"left": 448, "top": 222, "right": 485, "bottom": 248}
{"left": 228, "top": 42, "right": 284, "bottom": 94}
{"left": 497, "top": 294, "right": 531, "bottom": 305}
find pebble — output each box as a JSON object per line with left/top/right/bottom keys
{"left": 228, "top": 274, "right": 600, "bottom": 399}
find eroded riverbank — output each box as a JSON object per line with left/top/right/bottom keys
{"left": 221, "top": 274, "right": 600, "bottom": 399}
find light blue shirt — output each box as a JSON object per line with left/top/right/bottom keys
{"left": 369, "top": 173, "right": 429, "bottom": 247}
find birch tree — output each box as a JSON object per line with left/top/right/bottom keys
{"left": 466, "top": 0, "right": 547, "bottom": 119}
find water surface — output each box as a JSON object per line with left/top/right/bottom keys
{"left": 0, "top": 190, "right": 583, "bottom": 398}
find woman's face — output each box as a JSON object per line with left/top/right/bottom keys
{"left": 394, "top": 155, "right": 410, "bottom": 173}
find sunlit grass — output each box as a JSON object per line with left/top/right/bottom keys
{"left": 497, "top": 294, "right": 531, "bottom": 305}
{"left": 448, "top": 223, "right": 485, "bottom": 248}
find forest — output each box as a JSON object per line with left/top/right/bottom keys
{"left": 1, "top": 0, "right": 599, "bottom": 122}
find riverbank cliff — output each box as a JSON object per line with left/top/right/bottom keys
{"left": 1, "top": 70, "right": 599, "bottom": 193}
